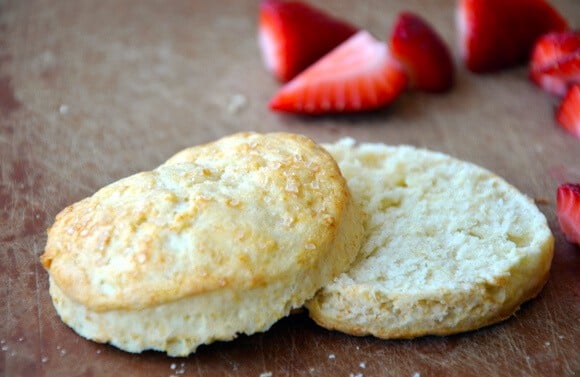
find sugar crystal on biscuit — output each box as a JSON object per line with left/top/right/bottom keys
{"left": 282, "top": 216, "right": 295, "bottom": 227}
{"left": 135, "top": 253, "right": 147, "bottom": 264}
{"left": 226, "top": 198, "right": 240, "bottom": 207}
{"left": 285, "top": 180, "right": 299, "bottom": 193}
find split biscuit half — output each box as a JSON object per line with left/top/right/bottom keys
{"left": 41, "top": 132, "right": 365, "bottom": 356}
{"left": 305, "top": 138, "right": 554, "bottom": 338}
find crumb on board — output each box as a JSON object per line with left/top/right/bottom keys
{"left": 226, "top": 94, "right": 248, "bottom": 114}
{"left": 56, "top": 345, "right": 67, "bottom": 356}
{"left": 168, "top": 362, "right": 187, "bottom": 376}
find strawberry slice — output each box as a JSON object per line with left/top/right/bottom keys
{"left": 457, "top": 0, "right": 568, "bottom": 73}
{"left": 258, "top": 0, "right": 357, "bottom": 82}
{"left": 556, "top": 84, "right": 580, "bottom": 139}
{"left": 529, "top": 31, "right": 580, "bottom": 96}
{"left": 269, "top": 30, "right": 408, "bottom": 114}
{"left": 389, "top": 11, "right": 455, "bottom": 92}
{"left": 557, "top": 183, "right": 580, "bottom": 246}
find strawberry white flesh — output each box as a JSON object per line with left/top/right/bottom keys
{"left": 269, "top": 31, "right": 408, "bottom": 114}
{"left": 259, "top": 26, "right": 279, "bottom": 75}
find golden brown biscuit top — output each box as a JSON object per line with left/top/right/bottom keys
{"left": 41, "top": 133, "right": 350, "bottom": 312}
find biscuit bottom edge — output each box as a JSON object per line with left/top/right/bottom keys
{"left": 49, "top": 276, "right": 309, "bottom": 356}
{"left": 305, "top": 256, "right": 554, "bottom": 339}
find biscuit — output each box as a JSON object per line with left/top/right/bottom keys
{"left": 41, "top": 132, "right": 365, "bottom": 356}
{"left": 305, "top": 138, "right": 554, "bottom": 338}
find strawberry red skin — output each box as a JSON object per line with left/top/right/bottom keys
{"left": 390, "top": 11, "right": 455, "bottom": 92}
{"left": 259, "top": 0, "right": 357, "bottom": 82}
{"left": 557, "top": 183, "right": 580, "bottom": 246}
{"left": 530, "top": 31, "right": 580, "bottom": 96}
{"left": 556, "top": 84, "right": 580, "bottom": 139}
{"left": 458, "top": 0, "right": 568, "bottom": 73}
{"left": 269, "top": 31, "right": 408, "bottom": 115}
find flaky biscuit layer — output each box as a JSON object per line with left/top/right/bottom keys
{"left": 306, "top": 138, "right": 554, "bottom": 338}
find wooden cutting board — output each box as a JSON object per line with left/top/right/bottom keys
{"left": 1, "top": 1, "right": 579, "bottom": 376}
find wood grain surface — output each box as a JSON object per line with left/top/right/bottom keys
{"left": 1, "top": 1, "right": 579, "bottom": 376}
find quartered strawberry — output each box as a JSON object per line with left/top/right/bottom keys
{"left": 457, "top": 0, "right": 568, "bottom": 73}
{"left": 258, "top": 0, "right": 357, "bottom": 82}
{"left": 389, "top": 11, "right": 454, "bottom": 92}
{"left": 556, "top": 84, "right": 580, "bottom": 139}
{"left": 534, "top": 54, "right": 580, "bottom": 96}
{"left": 557, "top": 183, "right": 580, "bottom": 246}
{"left": 269, "top": 30, "right": 408, "bottom": 115}
{"left": 529, "top": 31, "right": 580, "bottom": 96}
{"left": 530, "top": 31, "right": 580, "bottom": 70}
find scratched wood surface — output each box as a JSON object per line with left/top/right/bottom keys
{"left": 1, "top": 1, "right": 579, "bottom": 376}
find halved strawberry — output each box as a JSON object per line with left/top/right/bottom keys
{"left": 269, "top": 30, "right": 408, "bottom": 114}
{"left": 389, "top": 11, "right": 454, "bottom": 92}
{"left": 529, "top": 31, "right": 580, "bottom": 96}
{"left": 556, "top": 84, "right": 580, "bottom": 139}
{"left": 258, "top": 0, "right": 357, "bottom": 82}
{"left": 557, "top": 183, "right": 580, "bottom": 246}
{"left": 457, "top": 0, "right": 568, "bottom": 73}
